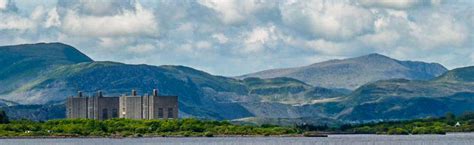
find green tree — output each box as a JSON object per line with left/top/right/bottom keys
{"left": 0, "top": 110, "right": 9, "bottom": 124}
{"left": 445, "top": 112, "right": 456, "bottom": 126}
{"left": 387, "top": 128, "right": 409, "bottom": 135}
{"left": 446, "top": 112, "right": 455, "bottom": 120}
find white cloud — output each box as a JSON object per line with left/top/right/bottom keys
{"left": 98, "top": 37, "right": 131, "bottom": 49}
{"left": 0, "top": 13, "right": 35, "bottom": 31}
{"left": 0, "top": 0, "right": 472, "bottom": 76}
{"left": 304, "top": 39, "right": 360, "bottom": 56}
{"left": 280, "top": 0, "right": 375, "bottom": 40}
{"left": 60, "top": 1, "right": 159, "bottom": 37}
{"left": 409, "top": 13, "right": 468, "bottom": 49}
{"left": 127, "top": 44, "right": 155, "bottom": 54}
{"left": 212, "top": 33, "right": 228, "bottom": 44}
{"left": 57, "top": 0, "right": 133, "bottom": 16}
{"left": 0, "top": 0, "right": 36, "bottom": 31}
{"left": 45, "top": 7, "right": 60, "bottom": 28}
{"left": 360, "top": 30, "right": 400, "bottom": 49}
{"left": 196, "top": 41, "right": 212, "bottom": 50}
{"left": 0, "top": 0, "right": 7, "bottom": 10}
{"left": 241, "top": 25, "right": 277, "bottom": 54}
{"left": 358, "top": 0, "right": 431, "bottom": 9}
{"left": 197, "top": 0, "right": 272, "bottom": 25}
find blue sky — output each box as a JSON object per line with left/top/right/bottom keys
{"left": 0, "top": 0, "right": 473, "bottom": 76}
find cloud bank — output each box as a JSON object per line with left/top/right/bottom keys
{"left": 0, "top": 0, "right": 473, "bottom": 76}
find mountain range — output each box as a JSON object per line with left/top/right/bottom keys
{"left": 239, "top": 53, "right": 448, "bottom": 90}
{"left": 0, "top": 43, "right": 473, "bottom": 125}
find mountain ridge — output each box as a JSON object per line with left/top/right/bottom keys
{"left": 0, "top": 42, "right": 93, "bottom": 95}
{"left": 0, "top": 43, "right": 472, "bottom": 124}
{"left": 239, "top": 53, "right": 448, "bottom": 90}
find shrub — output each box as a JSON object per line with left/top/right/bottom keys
{"left": 411, "top": 127, "right": 429, "bottom": 134}
{"left": 204, "top": 132, "right": 214, "bottom": 137}
{"left": 387, "top": 128, "right": 409, "bottom": 135}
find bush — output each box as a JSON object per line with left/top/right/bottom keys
{"left": 387, "top": 128, "right": 409, "bottom": 135}
{"left": 354, "top": 126, "right": 375, "bottom": 134}
{"left": 411, "top": 127, "right": 429, "bottom": 134}
{"left": 0, "top": 118, "right": 297, "bottom": 137}
{"left": 432, "top": 126, "right": 446, "bottom": 134}
{"left": 204, "top": 132, "right": 214, "bottom": 137}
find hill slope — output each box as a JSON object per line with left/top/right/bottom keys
{"left": 0, "top": 43, "right": 92, "bottom": 94}
{"left": 336, "top": 66, "right": 474, "bottom": 121}
{"left": 0, "top": 43, "right": 345, "bottom": 120}
{"left": 240, "top": 54, "right": 447, "bottom": 90}
{"left": 4, "top": 61, "right": 348, "bottom": 120}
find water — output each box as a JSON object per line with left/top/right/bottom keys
{"left": 1, "top": 133, "right": 473, "bottom": 145}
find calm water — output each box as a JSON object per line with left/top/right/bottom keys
{"left": 1, "top": 133, "right": 473, "bottom": 145}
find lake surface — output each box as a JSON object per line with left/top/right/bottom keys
{"left": 1, "top": 133, "right": 473, "bottom": 145}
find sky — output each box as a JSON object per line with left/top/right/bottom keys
{"left": 0, "top": 0, "right": 473, "bottom": 76}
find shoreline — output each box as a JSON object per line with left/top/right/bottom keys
{"left": 1, "top": 132, "right": 473, "bottom": 139}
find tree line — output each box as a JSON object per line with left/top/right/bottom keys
{"left": 0, "top": 109, "right": 473, "bottom": 137}
{"left": 0, "top": 117, "right": 298, "bottom": 137}
{"left": 297, "top": 111, "right": 474, "bottom": 135}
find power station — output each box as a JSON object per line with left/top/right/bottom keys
{"left": 66, "top": 89, "right": 178, "bottom": 120}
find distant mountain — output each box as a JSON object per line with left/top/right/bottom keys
{"left": 435, "top": 66, "right": 474, "bottom": 83}
{"left": 335, "top": 66, "right": 474, "bottom": 121}
{"left": 0, "top": 99, "right": 18, "bottom": 107}
{"left": 239, "top": 53, "right": 448, "bottom": 90}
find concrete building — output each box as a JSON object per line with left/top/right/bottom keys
{"left": 87, "top": 91, "right": 120, "bottom": 120}
{"left": 119, "top": 90, "right": 143, "bottom": 119}
{"left": 66, "top": 89, "right": 178, "bottom": 120}
{"left": 66, "top": 91, "right": 88, "bottom": 119}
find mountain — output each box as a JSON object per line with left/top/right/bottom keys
{"left": 0, "top": 43, "right": 93, "bottom": 94}
{"left": 335, "top": 66, "right": 474, "bottom": 121}
{"left": 9, "top": 61, "right": 348, "bottom": 119}
{"left": 239, "top": 53, "right": 448, "bottom": 90}
{"left": 435, "top": 66, "right": 474, "bottom": 83}
{"left": 0, "top": 42, "right": 472, "bottom": 125}
{"left": 0, "top": 43, "right": 346, "bottom": 120}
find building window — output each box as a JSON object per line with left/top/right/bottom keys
{"left": 168, "top": 108, "right": 174, "bottom": 118}
{"left": 158, "top": 108, "right": 163, "bottom": 118}
{"left": 102, "top": 109, "right": 108, "bottom": 120}
{"left": 112, "top": 109, "right": 118, "bottom": 118}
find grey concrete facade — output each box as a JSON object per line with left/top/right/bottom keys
{"left": 66, "top": 92, "right": 88, "bottom": 119}
{"left": 66, "top": 90, "right": 178, "bottom": 120}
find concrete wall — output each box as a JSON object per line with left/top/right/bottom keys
{"left": 119, "top": 96, "right": 143, "bottom": 119}
{"left": 152, "top": 96, "right": 178, "bottom": 119}
{"left": 96, "top": 97, "right": 119, "bottom": 120}
{"left": 66, "top": 97, "right": 88, "bottom": 119}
